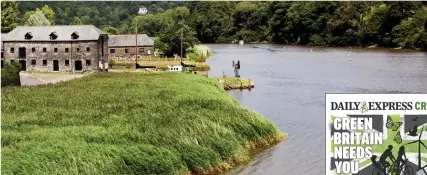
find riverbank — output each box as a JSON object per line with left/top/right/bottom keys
{"left": 1, "top": 72, "right": 285, "bottom": 175}
{"left": 210, "top": 42, "right": 425, "bottom": 53}
{"left": 216, "top": 77, "right": 254, "bottom": 90}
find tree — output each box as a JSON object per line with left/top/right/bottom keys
{"left": 154, "top": 22, "right": 199, "bottom": 57}
{"left": 191, "top": 1, "right": 234, "bottom": 43}
{"left": 1, "top": 1, "right": 18, "bottom": 33}
{"left": 132, "top": 14, "right": 169, "bottom": 37}
{"left": 101, "top": 26, "right": 119, "bottom": 35}
{"left": 71, "top": 17, "right": 82, "bottom": 25}
{"left": 380, "top": 1, "right": 424, "bottom": 46}
{"left": 326, "top": 2, "right": 369, "bottom": 46}
{"left": 163, "top": 6, "right": 191, "bottom": 23}
{"left": 360, "top": 3, "right": 389, "bottom": 46}
{"left": 391, "top": 9, "right": 427, "bottom": 48}
{"left": 268, "top": 2, "right": 293, "bottom": 43}
{"left": 22, "top": 11, "right": 35, "bottom": 25}
{"left": 26, "top": 11, "right": 51, "bottom": 26}
{"left": 233, "top": 2, "right": 271, "bottom": 42}
{"left": 41, "top": 5, "right": 55, "bottom": 25}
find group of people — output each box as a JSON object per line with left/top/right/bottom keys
{"left": 371, "top": 145, "right": 408, "bottom": 174}
{"left": 232, "top": 60, "right": 241, "bottom": 78}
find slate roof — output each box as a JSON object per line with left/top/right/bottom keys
{"left": 2, "top": 25, "right": 107, "bottom": 41}
{"left": 108, "top": 34, "right": 154, "bottom": 47}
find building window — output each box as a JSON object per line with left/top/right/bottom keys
{"left": 25, "top": 32, "right": 33, "bottom": 40}
{"left": 65, "top": 48, "right": 69, "bottom": 53}
{"left": 43, "top": 48, "right": 47, "bottom": 52}
{"left": 110, "top": 49, "right": 115, "bottom": 53}
{"left": 43, "top": 60, "right": 47, "bottom": 66}
{"left": 31, "top": 60, "right": 36, "bottom": 65}
{"left": 10, "top": 48, "right": 14, "bottom": 53}
{"left": 32, "top": 48, "right": 36, "bottom": 52}
{"left": 139, "top": 48, "right": 145, "bottom": 53}
{"left": 65, "top": 60, "right": 69, "bottom": 66}
{"left": 71, "top": 32, "right": 79, "bottom": 39}
{"left": 1, "top": 60, "right": 4, "bottom": 68}
{"left": 86, "top": 47, "right": 90, "bottom": 52}
{"left": 54, "top": 48, "right": 58, "bottom": 52}
{"left": 76, "top": 48, "right": 80, "bottom": 52}
{"left": 10, "top": 60, "right": 15, "bottom": 63}
{"left": 86, "top": 60, "right": 91, "bottom": 66}
{"left": 49, "top": 32, "right": 58, "bottom": 40}
{"left": 125, "top": 49, "right": 129, "bottom": 53}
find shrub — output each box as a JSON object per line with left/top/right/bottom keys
{"left": 236, "top": 30, "right": 262, "bottom": 42}
{"left": 1, "top": 62, "right": 21, "bottom": 87}
{"left": 309, "top": 34, "right": 327, "bottom": 46}
{"left": 155, "top": 65, "right": 168, "bottom": 70}
{"left": 109, "top": 61, "right": 134, "bottom": 69}
{"left": 108, "top": 59, "right": 116, "bottom": 68}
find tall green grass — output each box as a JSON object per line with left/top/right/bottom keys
{"left": 2, "top": 73, "right": 285, "bottom": 175}
{"left": 187, "top": 45, "right": 212, "bottom": 62}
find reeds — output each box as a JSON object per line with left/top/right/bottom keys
{"left": 2, "top": 73, "right": 284, "bottom": 175}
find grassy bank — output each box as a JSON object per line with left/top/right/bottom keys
{"left": 110, "top": 59, "right": 210, "bottom": 71}
{"left": 1, "top": 72, "right": 285, "bottom": 175}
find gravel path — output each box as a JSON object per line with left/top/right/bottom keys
{"left": 19, "top": 72, "right": 44, "bottom": 86}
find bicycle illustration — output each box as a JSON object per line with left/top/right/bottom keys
{"left": 372, "top": 158, "right": 414, "bottom": 175}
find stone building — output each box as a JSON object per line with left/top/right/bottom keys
{"left": 108, "top": 34, "right": 154, "bottom": 59}
{"left": 1, "top": 33, "right": 8, "bottom": 61}
{"left": 1, "top": 25, "right": 108, "bottom": 72}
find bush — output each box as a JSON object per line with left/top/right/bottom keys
{"left": 109, "top": 61, "right": 134, "bottom": 69}
{"left": 309, "top": 34, "right": 327, "bottom": 46}
{"left": 216, "top": 36, "right": 235, "bottom": 43}
{"left": 108, "top": 59, "right": 115, "bottom": 68}
{"left": 1, "top": 62, "right": 21, "bottom": 87}
{"left": 236, "top": 30, "right": 262, "bottom": 42}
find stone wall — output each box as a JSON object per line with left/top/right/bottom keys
{"left": 108, "top": 46, "right": 154, "bottom": 58}
{"left": 2, "top": 39, "right": 108, "bottom": 72}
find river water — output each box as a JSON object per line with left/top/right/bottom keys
{"left": 205, "top": 44, "right": 427, "bottom": 175}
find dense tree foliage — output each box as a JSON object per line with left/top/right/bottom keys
{"left": 4, "top": 1, "right": 427, "bottom": 50}
{"left": 22, "top": 5, "right": 54, "bottom": 26}
{"left": 154, "top": 22, "right": 199, "bottom": 57}
{"left": 25, "top": 11, "right": 51, "bottom": 26}
{"left": 1, "top": 1, "right": 18, "bottom": 33}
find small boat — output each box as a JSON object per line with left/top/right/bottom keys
{"left": 239, "top": 40, "right": 244, "bottom": 45}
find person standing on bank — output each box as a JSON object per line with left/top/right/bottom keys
{"left": 236, "top": 60, "right": 240, "bottom": 77}
{"left": 232, "top": 60, "right": 236, "bottom": 77}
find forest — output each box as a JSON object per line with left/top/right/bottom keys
{"left": 2, "top": 1, "right": 427, "bottom": 50}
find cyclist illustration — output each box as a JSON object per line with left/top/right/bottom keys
{"left": 371, "top": 155, "right": 385, "bottom": 173}
{"left": 396, "top": 146, "right": 407, "bottom": 173}
{"left": 380, "top": 145, "right": 396, "bottom": 173}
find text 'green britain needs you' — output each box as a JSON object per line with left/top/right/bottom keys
{"left": 331, "top": 101, "right": 427, "bottom": 111}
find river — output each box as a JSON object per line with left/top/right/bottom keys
{"left": 205, "top": 44, "right": 427, "bottom": 175}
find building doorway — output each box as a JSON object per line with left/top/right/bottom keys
{"left": 75, "top": 60, "right": 82, "bottom": 71}
{"left": 18, "top": 60, "right": 26, "bottom": 71}
{"left": 19, "top": 47, "right": 26, "bottom": 58}
{"left": 53, "top": 60, "right": 59, "bottom": 71}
